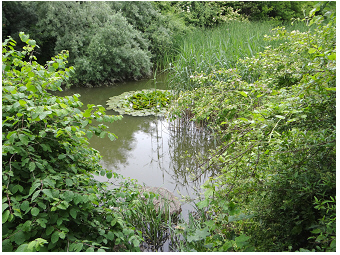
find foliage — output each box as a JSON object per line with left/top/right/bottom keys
{"left": 168, "top": 20, "right": 308, "bottom": 92}
{"left": 128, "top": 90, "right": 173, "bottom": 110}
{"left": 2, "top": 33, "right": 144, "bottom": 252}
{"left": 169, "top": 4, "right": 335, "bottom": 251}
{"left": 306, "top": 196, "right": 336, "bottom": 252}
{"left": 1, "top": 1, "right": 38, "bottom": 43}
{"left": 224, "top": 1, "right": 314, "bottom": 21}
{"left": 118, "top": 190, "right": 179, "bottom": 251}
{"left": 170, "top": 1, "right": 247, "bottom": 27}
{"left": 2, "top": 1, "right": 191, "bottom": 85}
{"left": 106, "top": 89, "right": 173, "bottom": 117}
{"left": 110, "top": 1, "right": 189, "bottom": 68}
{"left": 32, "top": 1, "right": 152, "bottom": 86}
{"left": 170, "top": 187, "right": 254, "bottom": 252}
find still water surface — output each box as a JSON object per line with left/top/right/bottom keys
{"left": 53, "top": 74, "right": 218, "bottom": 217}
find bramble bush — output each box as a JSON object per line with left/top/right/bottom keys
{"left": 2, "top": 33, "right": 144, "bottom": 252}
{"left": 169, "top": 3, "right": 335, "bottom": 251}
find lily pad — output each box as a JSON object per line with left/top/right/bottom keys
{"left": 106, "top": 89, "right": 173, "bottom": 117}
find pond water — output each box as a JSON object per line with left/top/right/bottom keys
{"left": 52, "top": 73, "right": 218, "bottom": 219}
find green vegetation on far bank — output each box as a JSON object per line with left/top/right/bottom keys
{"left": 2, "top": 1, "right": 315, "bottom": 87}
{"left": 168, "top": 20, "right": 310, "bottom": 91}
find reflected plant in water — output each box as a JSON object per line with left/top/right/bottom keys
{"left": 118, "top": 189, "right": 180, "bottom": 252}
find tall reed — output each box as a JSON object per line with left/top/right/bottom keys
{"left": 168, "top": 20, "right": 308, "bottom": 92}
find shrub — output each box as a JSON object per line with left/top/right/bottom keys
{"left": 169, "top": 4, "right": 335, "bottom": 251}
{"left": 32, "top": 1, "right": 152, "bottom": 86}
{"left": 2, "top": 33, "right": 142, "bottom": 252}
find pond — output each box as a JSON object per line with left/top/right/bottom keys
{"left": 52, "top": 73, "right": 219, "bottom": 220}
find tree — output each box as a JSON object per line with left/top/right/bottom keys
{"left": 32, "top": 1, "right": 152, "bottom": 86}
{"left": 2, "top": 33, "right": 142, "bottom": 252}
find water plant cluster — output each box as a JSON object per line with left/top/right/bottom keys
{"left": 106, "top": 89, "right": 173, "bottom": 117}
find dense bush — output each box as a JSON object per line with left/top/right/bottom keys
{"left": 224, "top": 1, "right": 314, "bottom": 21}
{"left": 33, "top": 1, "right": 153, "bottom": 86}
{"left": 169, "top": 4, "right": 335, "bottom": 251}
{"left": 2, "top": 1, "right": 190, "bottom": 86}
{"left": 2, "top": 33, "right": 144, "bottom": 252}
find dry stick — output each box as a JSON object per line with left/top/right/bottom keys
{"left": 193, "top": 127, "right": 253, "bottom": 182}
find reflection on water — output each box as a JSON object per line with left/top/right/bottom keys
{"left": 52, "top": 73, "right": 219, "bottom": 217}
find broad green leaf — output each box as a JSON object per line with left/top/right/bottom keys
{"left": 107, "top": 132, "right": 117, "bottom": 141}
{"left": 99, "top": 131, "right": 107, "bottom": 138}
{"left": 2, "top": 210, "right": 10, "bottom": 223}
{"left": 70, "top": 208, "right": 77, "bottom": 219}
{"left": 237, "top": 91, "right": 248, "bottom": 97}
{"left": 19, "top": 99, "right": 27, "bottom": 106}
{"left": 107, "top": 231, "right": 115, "bottom": 241}
{"left": 187, "top": 227, "right": 210, "bottom": 242}
{"left": 14, "top": 231, "right": 26, "bottom": 245}
{"left": 51, "top": 231, "right": 59, "bottom": 243}
{"left": 31, "top": 207, "right": 40, "bottom": 216}
{"left": 15, "top": 244, "right": 28, "bottom": 252}
{"left": 59, "top": 232, "right": 66, "bottom": 239}
{"left": 327, "top": 53, "right": 336, "bottom": 60}
{"left": 42, "top": 189, "right": 53, "bottom": 199}
{"left": 65, "top": 179, "right": 73, "bottom": 186}
{"left": 2, "top": 203, "right": 9, "bottom": 213}
{"left": 20, "top": 201, "right": 30, "bottom": 212}
{"left": 196, "top": 199, "right": 209, "bottom": 209}
{"left": 2, "top": 239, "right": 13, "bottom": 252}
{"left": 308, "top": 48, "right": 317, "bottom": 54}
{"left": 29, "top": 161, "right": 36, "bottom": 171}
{"left": 46, "top": 226, "right": 54, "bottom": 236}
{"left": 275, "top": 115, "right": 285, "bottom": 119}
{"left": 106, "top": 171, "right": 113, "bottom": 179}
{"left": 74, "top": 243, "right": 83, "bottom": 252}
{"left": 19, "top": 32, "right": 29, "bottom": 43}
{"left": 31, "top": 190, "right": 41, "bottom": 202}
{"left": 86, "top": 131, "right": 93, "bottom": 139}
{"left": 28, "top": 39, "right": 36, "bottom": 46}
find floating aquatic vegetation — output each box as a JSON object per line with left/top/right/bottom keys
{"left": 106, "top": 89, "right": 173, "bottom": 116}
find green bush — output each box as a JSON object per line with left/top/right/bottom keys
{"left": 2, "top": 33, "right": 143, "bottom": 252}
{"left": 32, "top": 1, "right": 152, "bottom": 86}
{"left": 224, "top": 1, "right": 314, "bottom": 21}
{"left": 169, "top": 4, "right": 335, "bottom": 251}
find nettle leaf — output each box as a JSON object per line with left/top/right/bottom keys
{"left": 187, "top": 227, "right": 210, "bottom": 242}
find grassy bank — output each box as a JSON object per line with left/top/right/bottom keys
{"left": 168, "top": 20, "right": 308, "bottom": 91}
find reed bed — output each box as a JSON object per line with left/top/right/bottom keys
{"left": 168, "top": 21, "right": 308, "bottom": 91}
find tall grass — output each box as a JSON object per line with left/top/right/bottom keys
{"left": 168, "top": 20, "right": 308, "bottom": 92}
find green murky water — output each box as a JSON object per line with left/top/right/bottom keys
{"left": 53, "top": 73, "right": 218, "bottom": 218}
